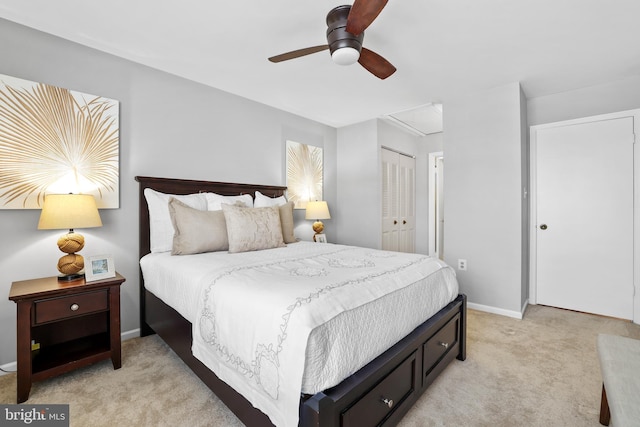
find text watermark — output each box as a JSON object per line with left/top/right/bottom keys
{"left": 0, "top": 405, "right": 69, "bottom": 426}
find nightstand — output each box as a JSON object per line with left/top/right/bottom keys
{"left": 8, "top": 272, "right": 125, "bottom": 403}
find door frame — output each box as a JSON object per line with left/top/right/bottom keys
{"left": 529, "top": 109, "right": 640, "bottom": 324}
{"left": 428, "top": 151, "right": 444, "bottom": 258}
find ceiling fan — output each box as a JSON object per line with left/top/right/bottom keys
{"left": 268, "top": 0, "right": 396, "bottom": 80}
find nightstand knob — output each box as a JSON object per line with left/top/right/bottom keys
{"left": 70, "top": 303, "right": 79, "bottom": 311}
{"left": 381, "top": 398, "right": 394, "bottom": 408}
{"left": 439, "top": 341, "right": 449, "bottom": 349}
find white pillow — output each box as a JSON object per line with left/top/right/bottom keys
{"left": 144, "top": 188, "right": 207, "bottom": 253}
{"left": 205, "top": 192, "right": 253, "bottom": 211}
{"left": 254, "top": 190, "right": 287, "bottom": 207}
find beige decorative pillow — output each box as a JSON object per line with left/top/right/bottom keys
{"left": 168, "top": 198, "right": 229, "bottom": 255}
{"left": 279, "top": 201, "right": 297, "bottom": 244}
{"left": 222, "top": 204, "right": 286, "bottom": 253}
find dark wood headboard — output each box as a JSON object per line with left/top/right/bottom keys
{"left": 135, "top": 176, "right": 287, "bottom": 259}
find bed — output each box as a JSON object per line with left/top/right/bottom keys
{"left": 136, "top": 175, "right": 466, "bottom": 427}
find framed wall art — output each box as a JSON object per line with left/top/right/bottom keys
{"left": 0, "top": 74, "right": 119, "bottom": 209}
{"left": 285, "top": 140, "right": 323, "bottom": 209}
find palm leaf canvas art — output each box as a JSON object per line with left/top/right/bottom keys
{"left": 0, "top": 74, "right": 119, "bottom": 209}
{"left": 286, "top": 140, "right": 323, "bottom": 209}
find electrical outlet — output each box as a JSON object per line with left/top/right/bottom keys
{"left": 457, "top": 259, "right": 467, "bottom": 271}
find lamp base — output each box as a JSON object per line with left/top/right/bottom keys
{"left": 58, "top": 272, "right": 85, "bottom": 282}
{"left": 312, "top": 221, "right": 325, "bottom": 234}
{"left": 57, "top": 253, "right": 85, "bottom": 276}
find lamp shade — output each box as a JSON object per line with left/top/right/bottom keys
{"left": 38, "top": 194, "right": 103, "bottom": 230}
{"left": 305, "top": 201, "right": 331, "bottom": 220}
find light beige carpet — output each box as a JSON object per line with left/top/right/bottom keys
{"left": 1, "top": 305, "right": 639, "bottom": 426}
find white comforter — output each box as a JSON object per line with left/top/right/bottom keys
{"left": 141, "top": 242, "right": 458, "bottom": 427}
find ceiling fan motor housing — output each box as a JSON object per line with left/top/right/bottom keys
{"left": 326, "top": 5, "right": 364, "bottom": 57}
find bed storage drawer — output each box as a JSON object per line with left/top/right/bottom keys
{"left": 423, "top": 313, "right": 460, "bottom": 377}
{"left": 341, "top": 351, "right": 417, "bottom": 427}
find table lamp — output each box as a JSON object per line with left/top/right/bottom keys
{"left": 305, "top": 201, "right": 331, "bottom": 242}
{"left": 38, "top": 194, "right": 103, "bottom": 281}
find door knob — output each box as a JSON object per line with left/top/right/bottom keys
{"left": 540, "top": 224, "right": 548, "bottom": 230}
{"left": 403, "top": 220, "right": 407, "bottom": 225}
{"left": 393, "top": 220, "right": 397, "bottom": 225}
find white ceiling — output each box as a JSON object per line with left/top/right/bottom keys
{"left": 1, "top": 0, "right": 639, "bottom": 129}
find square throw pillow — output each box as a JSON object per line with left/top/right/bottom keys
{"left": 205, "top": 192, "right": 253, "bottom": 211}
{"left": 279, "top": 201, "right": 297, "bottom": 244}
{"left": 144, "top": 188, "right": 208, "bottom": 253}
{"left": 168, "top": 198, "right": 229, "bottom": 255}
{"left": 254, "top": 190, "right": 287, "bottom": 208}
{"left": 222, "top": 204, "right": 286, "bottom": 253}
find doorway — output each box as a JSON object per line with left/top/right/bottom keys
{"left": 429, "top": 152, "right": 444, "bottom": 259}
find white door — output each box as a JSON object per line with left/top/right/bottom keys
{"left": 382, "top": 148, "right": 416, "bottom": 252}
{"left": 534, "top": 117, "right": 634, "bottom": 319}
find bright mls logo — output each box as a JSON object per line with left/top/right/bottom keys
{"left": 1, "top": 405, "right": 69, "bottom": 426}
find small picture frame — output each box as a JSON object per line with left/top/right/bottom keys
{"left": 85, "top": 254, "right": 116, "bottom": 282}
{"left": 315, "top": 234, "right": 327, "bottom": 243}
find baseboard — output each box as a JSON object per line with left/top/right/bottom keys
{"left": 122, "top": 328, "right": 141, "bottom": 341}
{"left": 468, "top": 302, "right": 524, "bottom": 319}
{"left": 0, "top": 361, "right": 17, "bottom": 376}
{"left": 0, "top": 328, "right": 141, "bottom": 377}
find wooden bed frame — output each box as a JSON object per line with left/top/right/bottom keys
{"left": 136, "top": 176, "right": 467, "bottom": 427}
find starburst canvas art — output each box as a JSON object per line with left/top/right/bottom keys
{"left": 0, "top": 74, "right": 119, "bottom": 209}
{"left": 286, "top": 140, "right": 323, "bottom": 209}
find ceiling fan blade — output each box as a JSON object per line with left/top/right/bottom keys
{"left": 268, "top": 45, "right": 329, "bottom": 63}
{"left": 358, "top": 47, "right": 396, "bottom": 79}
{"left": 346, "top": 0, "right": 389, "bottom": 35}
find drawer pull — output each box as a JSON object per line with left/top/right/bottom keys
{"left": 70, "top": 303, "right": 80, "bottom": 311}
{"left": 439, "top": 341, "right": 449, "bottom": 349}
{"left": 381, "top": 398, "right": 394, "bottom": 408}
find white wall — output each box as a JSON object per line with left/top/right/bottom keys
{"left": 527, "top": 76, "right": 640, "bottom": 126}
{"left": 335, "top": 119, "right": 427, "bottom": 250}
{"left": 444, "top": 82, "right": 526, "bottom": 317}
{"left": 335, "top": 120, "right": 378, "bottom": 248}
{"left": 0, "top": 18, "right": 337, "bottom": 367}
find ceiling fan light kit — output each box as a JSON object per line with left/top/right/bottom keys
{"left": 268, "top": 0, "right": 396, "bottom": 79}
{"left": 332, "top": 48, "right": 360, "bottom": 65}
{"left": 327, "top": 5, "right": 363, "bottom": 65}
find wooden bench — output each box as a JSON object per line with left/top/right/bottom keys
{"left": 597, "top": 334, "right": 640, "bottom": 426}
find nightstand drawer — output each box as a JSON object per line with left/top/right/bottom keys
{"left": 34, "top": 290, "right": 108, "bottom": 324}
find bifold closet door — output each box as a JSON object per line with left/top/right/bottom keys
{"left": 382, "top": 148, "right": 415, "bottom": 252}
